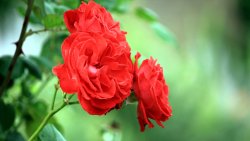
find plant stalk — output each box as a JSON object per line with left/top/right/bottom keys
{"left": 51, "top": 84, "right": 59, "bottom": 110}
{"left": 28, "top": 103, "right": 67, "bottom": 141}
{"left": 28, "top": 94, "right": 76, "bottom": 141}
{"left": 0, "top": 0, "right": 35, "bottom": 97}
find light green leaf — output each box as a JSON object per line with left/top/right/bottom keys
{"left": 38, "top": 124, "right": 66, "bottom": 141}
{"left": 151, "top": 22, "right": 177, "bottom": 46}
{"left": 42, "top": 14, "right": 64, "bottom": 28}
{"left": 135, "top": 7, "right": 158, "bottom": 22}
{"left": 44, "top": 1, "right": 69, "bottom": 15}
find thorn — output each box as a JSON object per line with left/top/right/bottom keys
{"left": 64, "top": 98, "right": 69, "bottom": 104}
{"left": 20, "top": 49, "right": 25, "bottom": 55}
{"left": 13, "top": 41, "right": 18, "bottom": 46}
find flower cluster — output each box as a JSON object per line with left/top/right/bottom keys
{"left": 53, "top": 1, "right": 172, "bottom": 131}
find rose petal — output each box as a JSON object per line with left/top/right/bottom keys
{"left": 60, "top": 78, "right": 78, "bottom": 94}
{"left": 78, "top": 92, "right": 109, "bottom": 115}
{"left": 64, "top": 10, "right": 79, "bottom": 33}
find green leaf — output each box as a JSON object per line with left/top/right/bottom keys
{"left": 0, "top": 75, "right": 14, "bottom": 89}
{"left": 151, "top": 22, "right": 177, "bottom": 46}
{"left": 21, "top": 81, "right": 32, "bottom": 98}
{"left": 24, "top": 100, "right": 63, "bottom": 137}
{"left": 38, "top": 124, "right": 66, "bottom": 141}
{"left": 94, "top": 0, "right": 132, "bottom": 13}
{"left": 0, "top": 56, "right": 25, "bottom": 79}
{"left": 101, "top": 121, "right": 121, "bottom": 141}
{"left": 22, "top": 57, "right": 42, "bottom": 80}
{"left": 44, "top": 1, "right": 70, "bottom": 15}
{"left": 42, "top": 14, "right": 64, "bottom": 28}
{"left": 17, "top": 0, "right": 46, "bottom": 25}
{"left": 25, "top": 100, "right": 48, "bottom": 136}
{"left": 0, "top": 99, "right": 15, "bottom": 132}
{"left": 95, "top": 0, "right": 117, "bottom": 11}
{"left": 53, "top": 5, "right": 69, "bottom": 15}
{"left": 135, "top": 7, "right": 158, "bottom": 22}
{"left": 41, "top": 34, "right": 67, "bottom": 65}
{"left": 33, "top": 0, "right": 46, "bottom": 19}
{"left": 30, "top": 56, "right": 53, "bottom": 72}
{"left": 57, "top": 0, "right": 80, "bottom": 9}
{"left": 113, "top": 0, "right": 133, "bottom": 13}
{"left": 17, "top": 6, "right": 43, "bottom": 24}
{"left": 5, "top": 131, "right": 25, "bottom": 141}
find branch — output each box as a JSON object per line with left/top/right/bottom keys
{"left": 28, "top": 94, "right": 76, "bottom": 141}
{"left": 0, "top": 0, "right": 35, "bottom": 97}
{"left": 68, "top": 101, "right": 79, "bottom": 105}
{"left": 25, "top": 27, "right": 67, "bottom": 37}
{"left": 28, "top": 101, "right": 67, "bottom": 141}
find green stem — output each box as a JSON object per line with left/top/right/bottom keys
{"left": 28, "top": 94, "right": 77, "bottom": 141}
{"left": 35, "top": 74, "right": 52, "bottom": 99}
{"left": 28, "top": 102, "right": 67, "bottom": 141}
{"left": 51, "top": 84, "right": 59, "bottom": 110}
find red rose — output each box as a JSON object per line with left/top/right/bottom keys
{"left": 64, "top": 1, "right": 127, "bottom": 43}
{"left": 133, "top": 53, "right": 172, "bottom": 131}
{"left": 53, "top": 32, "right": 133, "bottom": 115}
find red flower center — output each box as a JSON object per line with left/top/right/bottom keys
{"left": 88, "top": 65, "right": 98, "bottom": 77}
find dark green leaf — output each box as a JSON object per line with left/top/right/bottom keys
{"left": 17, "top": 6, "right": 25, "bottom": 17}
{"left": 42, "top": 14, "right": 64, "bottom": 28}
{"left": 0, "top": 99, "right": 15, "bottom": 132}
{"left": 30, "top": 56, "right": 53, "bottom": 72}
{"left": 0, "top": 56, "right": 25, "bottom": 79}
{"left": 0, "top": 75, "right": 14, "bottom": 89}
{"left": 41, "top": 34, "right": 67, "bottom": 65}
{"left": 22, "top": 57, "right": 42, "bottom": 80}
{"left": 38, "top": 124, "right": 66, "bottom": 141}
{"left": 151, "top": 22, "right": 177, "bottom": 46}
{"left": 5, "top": 131, "right": 25, "bottom": 141}
{"left": 57, "top": 0, "right": 81, "bottom": 9}
{"left": 135, "top": 7, "right": 158, "bottom": 22}
{"left": 17, "top": 0, "right": 45, "bottom": 24}
{"left": 33, "top": 0, "right": 46, "bottom": 19}
{"left": 21, "top": 81, "right": 32, "bottom": 98}
{"left": 25, "top": 100, "right": 48, "bottom": 136}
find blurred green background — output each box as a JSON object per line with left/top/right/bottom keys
{"left": 1, "top": 0, "right": 250, "bottom": 141}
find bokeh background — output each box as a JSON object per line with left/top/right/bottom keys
{"left": 1, "top": 0, "right": 250, "bottom": 141}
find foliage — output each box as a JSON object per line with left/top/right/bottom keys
{"left": 1, "top": 0, "right": 250, "bottom": 141}
{"left": 1, "top": 0, "right": 176, "bottom": 140}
